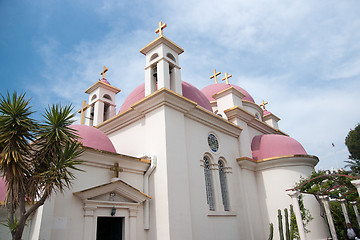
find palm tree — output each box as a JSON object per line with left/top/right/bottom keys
{"left": 0, "top": 92, "right": 83, "bottom": 240}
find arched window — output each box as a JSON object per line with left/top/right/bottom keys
{"left": 203, "top": 156, "right": 215, "bottom": 211}
{"left": 150, "top": 53, "right": 159, "bottom": 62}
{"left": 166, "top": 53, "right": 176, "bottom": 62}
{"left": 103, "top": 94, "right": 112, "bottom": 101}
{"left": 218, "top": 160, "right": 230, "bottom": 211}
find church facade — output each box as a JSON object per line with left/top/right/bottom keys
{"left": 1, "top": 22, "right": 330, "bottom": 240}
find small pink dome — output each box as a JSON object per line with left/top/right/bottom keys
{"left": 201, "top": 83, "right": 255, "bottom": 103}
{"left": 100, "top": 78, "right": 111, "bottom": 85}
{"left": 251, "top": 134, "right": 307, "bottom": 161}
{"left": 119, "top": 81, "right": 212, "bottom": 113}
{"left": 263, "top": 109, "right": 271, "bottom": 116}
{"left": 70, "top": 124, "right": 116, "bottom": 153}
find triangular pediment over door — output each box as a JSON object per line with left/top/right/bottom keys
{"left": 73, "top": 179, "right": 150, "bottom": 204}
{"left": 73, "top": 180, "right": 150, "bottom": 240}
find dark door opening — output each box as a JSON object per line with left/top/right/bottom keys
{"left": 96, "top": 217, "right": 123, "bottom": 240}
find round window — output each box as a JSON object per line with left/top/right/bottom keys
{"left": 208, "top": 133, "right": 219, "bottom": 152}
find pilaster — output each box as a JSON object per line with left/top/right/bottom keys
{"left": 83, "top": 204, "right": 97, "bottom": 240}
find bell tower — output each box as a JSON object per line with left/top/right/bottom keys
{"left": 140, "top": 21, "right": 184, "bottom": 97}
{"left": 82, "top": 66, "right": 121, "bottom": 126}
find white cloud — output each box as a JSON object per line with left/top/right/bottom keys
{"left": 326, "top": 58, "right": 360, "bottom": 80}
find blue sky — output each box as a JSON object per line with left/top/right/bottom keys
{"left": 1, "top": 0, "right": 359, "bottom": 170}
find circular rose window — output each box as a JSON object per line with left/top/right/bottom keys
{"left": 208, "top": 133, "right": 219, "bottom": 152}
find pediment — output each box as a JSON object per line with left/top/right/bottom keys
{"left": 89, "top": 193, "right": 136, "bottom": 203}
{"left": 73, "top": 180, "right": 150, "bottom": 204}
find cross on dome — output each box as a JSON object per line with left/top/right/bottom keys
{"left": 222, "top": 72, "right": 232, "bottom": 84}
{"left": 101, "top": 66, "right": 108, "bottom": 79}
{"left": 260, "top": 100, "right": 268, "bottom": 110}
{"left": 210, "top": 69, "right": 221, "bottom": 84}
{"left": 155, "top": 21, "right": 167, "bottom": 36}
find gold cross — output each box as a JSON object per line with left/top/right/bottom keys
{"left": 210, "top": 69, "right": 221, "bottom": 84}
{"left": 78, "top": 100, "right": 90, "bottom": 125}
{"left": 110, "top": 163, "right": 122, "bottom": 178}
{"left": 260, "top": 100, "right": 268, "bottom": 110}
{"left": 155, "top": 21, "right": 167, "bottom": 36}
{"left": 222, "top": 72, "right": 232, "bottom": 84}
{"left": 101, "top": 66, "right": 108, "bottom": 79}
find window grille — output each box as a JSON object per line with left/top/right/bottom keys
{"left": 218, "top": 160, "right": 230, "bottom": 211}
{"left": 203, "top": 157, "right": 215, "bottom": 211}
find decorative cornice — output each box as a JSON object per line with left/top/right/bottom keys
{"left": 224, "top": 106, "right": 254, "bottom": 123}
{"left": 80, "top": 146, "right": 150, "bottom": 164}
{"left": 140, "top": 35, "right": 184, "bottom": 55}
{"left": 263, "top": 112, "right": 280, "bottom": 122}
{"left": 242, "top": 100, "right": 263, "bottom": 115}
{"left": 257, "top": 154, "right": 318, "bottom": 163}
{"left": 224, "top": 106, "right": 285, "bottom": 135}
{"left": 237, "top": 154, "right": 319, "bottom": 172}
{"left": 212, "top": 86, "right": 246, "bottom": 100}
{"left": 85, "top": 81, "right": 121, "bottom": 94}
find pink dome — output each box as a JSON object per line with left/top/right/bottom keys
{"left": 119, "top": 81, "right": 212, "bottom": 113}
{"left": 100, "top": 78, "right": 111, "bottom": 85}
{"left": 70, "top": 124, "right": 116, "bottom": 153}
{"left": 263, "top": 109, "right": 271, "bottom": 116}
{"left": 201, "top": 83, "right": 255, "bottom": 103}
{"left": 251, "top": 134, "right": 307, "bottom": 161}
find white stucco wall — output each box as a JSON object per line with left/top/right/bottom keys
{"left": 256, "top": 159, "right": 329, "bottom": 240}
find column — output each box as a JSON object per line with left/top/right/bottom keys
{"left": 339, "top": 199, "right": 350, "bottom": 223}
{"left": 350, "top": 202, "right": 360, "bottom": 228}
{"left": 129, "top": 208, "right": 138, "bottom": 240}
{"left": 93, "top": 101, "right": 104, "bottom": 126}
{"left": 83, "top": 204, "right": 97, "bottom": 240}
{"left": 109, "top": 105, "right": 116, "bottom": 119}
{"left": 288, "top": 191, "right": 307, "bottom": 240}
{"left": 145, "top": 66, "right": 156, "bottom": 96}
{"left": 319, "top": 195, "right": 337, "bottom": 240}
{"left": 157, "top": 60, "right": 170, "bottom": 90}
{"left": 86, "top": 105, "right": 93, "bottom": 126}
{"left": 211, "top": 163, "right": 222, "bottom": 211}
{"left": 171, "top": 67, "right": 182, "bottom": 95}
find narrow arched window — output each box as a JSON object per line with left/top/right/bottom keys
{"left": 103, "top": 94, "right": 112, "bottom": 101}
{"left": 166, "top": 53, "right": 176, "bottom": 62}
{"left": 203, "top": 156, "right": 215, "bottom": 211}
{"left": 150, "top": 53, "right": 159, "bottom": 62}
{"left": 218, "top": 160, "right": 230, "bottom": 211}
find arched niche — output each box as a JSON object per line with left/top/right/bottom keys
{"left": 166, "top": 53, "right": 176, "bottom": 62}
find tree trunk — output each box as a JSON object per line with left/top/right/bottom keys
{"left": 13, "top": 216, "right": 26, "bottom": 240}
{"left": 11, "top": 189, "right": 50, "bottom": 240}
{"left": 7, "top": 193, "right": 15, "bottom": 237}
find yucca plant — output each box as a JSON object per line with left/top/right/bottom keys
{"left": 0, "top": 92, "right": 83, "bottom": 240}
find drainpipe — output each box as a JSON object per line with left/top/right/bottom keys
{"left": 143, "top": 155, "right": 157, "bottom": 230}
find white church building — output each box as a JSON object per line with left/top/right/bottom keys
{"left": 0, "top": 22, "right": 331, "bottom": 240}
